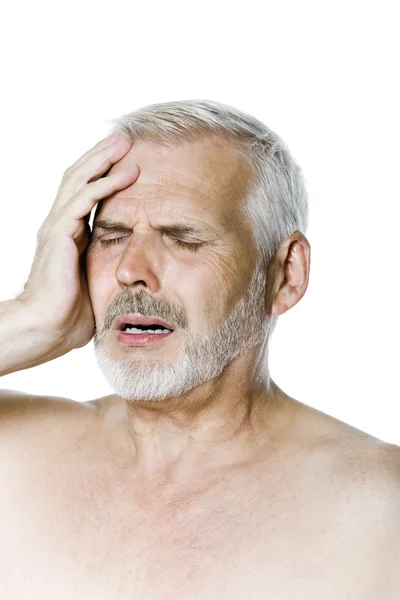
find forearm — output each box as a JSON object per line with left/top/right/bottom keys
{"left": 0, "top": 299, "right": 64, "bottom": 377}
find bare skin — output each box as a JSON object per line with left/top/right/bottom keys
{"left": 0, "top": 387, "right": 399, "bottom": 599}
{"left": 0, "top": 135, "right": 399, "bottom": 599}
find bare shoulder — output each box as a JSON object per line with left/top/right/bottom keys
{"left": 0, "top": 389, "right": 107, "bottom": 497}
{"left": 324, "top": 433, "right": 400, "bottom": 597}
{"left": 0, "top": 388, "right": 100, "bottom": 449}
{"left": 296, "top": 398, "right": 400, "bottom": 507}
{"left": 288, "top": 396, "right": 400, "bottom": 500}
{"left": 291, "top": 399, "right": 400, "bottom": 582}
{"left": 0, "top": 387, "right": 95, "bottom": 423}
{"left": 347, "top": 436, "right": 400, "bottom": 500}
{"left": 338, "top": 436, "right": 400, "bottom": 592}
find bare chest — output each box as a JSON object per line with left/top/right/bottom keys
{"left": 0, "top": 461, "right": 386, "bottom": 600}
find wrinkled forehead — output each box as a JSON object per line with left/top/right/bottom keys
{"left": 96, "top": 136, "right": 254, "bottom": 225}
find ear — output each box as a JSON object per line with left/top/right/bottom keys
{"left": 266, "top": 233, "right": 311, "bottom": 316}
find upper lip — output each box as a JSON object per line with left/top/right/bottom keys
{"left": 115, "top": 315, "right": 175, "bottom": 331}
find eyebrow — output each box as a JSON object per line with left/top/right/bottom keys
{"left": 93, "top": 218, "right": 214, "bottom": 237}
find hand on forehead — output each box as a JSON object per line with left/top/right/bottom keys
{"left": 96, "top": 137, "right": 252, "bottom": 228}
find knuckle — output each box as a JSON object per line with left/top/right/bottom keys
{"left": 68, "top": 189, "right": 85, "bottom": 205}
{"left": 37, "top": 219, "right": 48, "bottom": 237}
{"left": 38, "top": 213, "right": 57, "bottom": 238}
{"left": 36, "top": 225, "right": 48, "bottom": 245}
{"left": 63, "top": 165, "right": 73, "bottom": 178}
{"left": 98, "top": 155, "right": 114, "bottom": 171}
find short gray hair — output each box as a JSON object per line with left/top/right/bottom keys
{"left": 106, "top": 99, "right": 309, "bottom": 269}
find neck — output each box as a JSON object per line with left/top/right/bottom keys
{"left": 97, "top": 350, "right": 296, "bottom": 484}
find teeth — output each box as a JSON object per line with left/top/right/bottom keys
{"left": 124, "top": 327, "right": 171, "bottom": 334}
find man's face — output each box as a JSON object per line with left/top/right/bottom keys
{"left": 86, "top": 136, "right": 268, "bottom": 401}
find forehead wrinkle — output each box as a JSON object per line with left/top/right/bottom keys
{"left": 95, "top": 190, "right": 224, "bottom": 232}
{"left": 100, "top": 195, "right": 216, "bottom": 223}
{"left": 113, "top": 170, "right": 220, "bottom": 208}
{"left": 101, "top": 143, "right": 253, "bottom": 234}
{"left": 96, "top": 205, "right": 222, "bottom": 234}
{"left": 105, "top": 171, "right": 246, "bottom": 231}
{"left": 97, "top": 189, "right": 240, "bottom": 238}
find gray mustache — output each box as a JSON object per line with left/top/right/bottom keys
{"left": 102, "top": 289, "right": 188, "bottom": 331}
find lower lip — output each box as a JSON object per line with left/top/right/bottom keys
{"left": 116, "top": 330, "right": 174, "bottom": 346}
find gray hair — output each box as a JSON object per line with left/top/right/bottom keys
{"left": 106, "top": 99, "right": 309, "bottom": 337}
{"left": 107, "top": 99, "right": 308, "bottom": 265}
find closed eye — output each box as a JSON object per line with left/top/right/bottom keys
{"left": 173, "top": 239, "right": 204, "bottom": 252}
{"left": 99, "top": 237, "right": 126, "bottom": 248}
{"left": 99, "top": 236, "right": 204, "bottom": 252}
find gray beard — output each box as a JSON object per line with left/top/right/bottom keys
{"left": 93, "top": 263, "right": 271, "bottom": 402}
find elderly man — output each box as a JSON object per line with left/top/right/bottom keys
{"left": 0, "top": 100, "right": 399, "bottom": 599}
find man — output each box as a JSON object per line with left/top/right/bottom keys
{"left": 0, "top": 99, "right": 399, "bottom": 599}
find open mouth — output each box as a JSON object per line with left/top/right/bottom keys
{"left": 114, "top": 315, "right": 175, "bottom": 345}
{"left": 120, "top": 323, "right": 173, "bottom": 334}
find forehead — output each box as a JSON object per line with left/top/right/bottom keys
{"left": 96, "top": 135, "right": 254, "bottom": 225}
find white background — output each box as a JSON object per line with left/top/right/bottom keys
{"left": 0, "top": 1, "right": 398, "bottom": 444}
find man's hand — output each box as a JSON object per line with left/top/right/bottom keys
{"left": 17, "top": 133, "right": 139, "bottom": 356}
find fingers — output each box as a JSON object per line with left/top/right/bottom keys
{"left": 59, "top": 165, "right": 140, "bottom": 223}
{"left": 68, "top": 132, "right": 128, "bottom": 172}
{"left": 51, "top": 134, "right": 133, "bottom": 213}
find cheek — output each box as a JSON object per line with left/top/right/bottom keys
{"left": 207, "top": 250, "right": 253, "bottom": 318}
{"left": 185, "top": 251, "right": 241, "bottom": 326}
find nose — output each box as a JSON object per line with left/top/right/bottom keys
{"left": 115, "top": 235, "right": 162, "bottom": 294}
